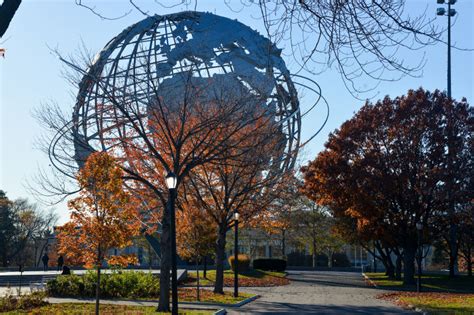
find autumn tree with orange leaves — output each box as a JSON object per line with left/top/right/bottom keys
{"left": 37, "top": 67, "right": 285, "bottom": 310}
{"left": 247, "top": 172, "right": 301, "bottom": 257}
{"left": 57, "top": 152, "right": 140, "bottom": 315}
{"left": 301, "top": 89, "right": 473, "bottom": 285}
{"left": 114, "top": 78, "right": 285, "bottom": 304}
{"left": 183, "top": 112, "right": 286, "bottom": 294}
{"left": 176, "top": 205, "right": 216, "bottom": 300}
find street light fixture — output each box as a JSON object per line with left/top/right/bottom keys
{"left": 416, "top": 222, "right": 423, "bottom": 293}
{"left": 166, "top": 172, "right": 177, "bottom": 189}
{"left": 233, "top": 211, "right": 240, "bottom": 298}
{"left": 436, "top": 0, "right": 457, "bottom": 99}
{"left": 166, "top": 171, "right": 178, "bottom": 315}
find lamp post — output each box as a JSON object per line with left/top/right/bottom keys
{"left": 416, "top": 222, "right": 423, "bottom": 293}
{"left": 166, "top": 172, "right": 178, "bottom": 315}
{"left": 436, "top": 0, "right": 457, "bottom": 99}
{"left": 233, "top": 211, "right": 240, "bottom": 298}
{"left": 437, "top": 0, "right": 459, "bottom": 278}
{"left": 373, "top": 241, "right": 377, "bottom": 273}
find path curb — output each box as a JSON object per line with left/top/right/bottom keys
{"left": 179, "top": 294, "right": 260, "bottom": 307}
{"left": 362, "top": 272, "right": 378, "bottom": 288}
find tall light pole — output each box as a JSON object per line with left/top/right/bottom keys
{"left": 233, "top": 211, "right": 240, "bottom": 298}
{"left": 166, "top": 172, "right": 178, "bottom": 315}
{"left": 416, "top": 222, "right": 423, "bottom": 293}
{"left": 436, "top": 0, "right": 457, "bottom": 99}
{"left": 437, "top": 0, "right": 458, "bottom": 278}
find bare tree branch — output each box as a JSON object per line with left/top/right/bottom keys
{"left": 0, "top": 0, "right": 21, "bottom": 38}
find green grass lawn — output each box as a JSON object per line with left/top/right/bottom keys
{"left": 379, "top": 292, "right": 474, "bottom": 314}
{"left": 400, "top": 294, "right": 474, "bottom": 314}
{"left": 2, "top": 303, "right": 214, "bottom": 314}
{"left": 365, "top": 272, "right": 474, "bottom": 293}
{"left": 178, "top": 288, "right": 254, "bottom": 304}
{"left": 118, "top": 288, "right": 254, "bottom": 304}
{"left": 185, "top": 269, "right": 288, "bottom": 287}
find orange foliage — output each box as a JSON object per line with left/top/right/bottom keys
{"left": 301, "top": 88, "right": 472, "bottom": 250}
{"left": 176, "top": 203, "right": 216, "bottom": 261}
{"left": 56, "top": 152, "right": 141, "bottom": 269}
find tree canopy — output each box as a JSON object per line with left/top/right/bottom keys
{"left": 302, "top": 88, "right": 473, "bottom": 284}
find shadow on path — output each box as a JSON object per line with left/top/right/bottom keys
{"left": 234, "top": 301, "right": 413, "bottom": 314}
{"left": 232, "top": 271, "right": 414, "bottom": 314}
{"left": 286, "top": 271, "right": 373, "bottom": 289}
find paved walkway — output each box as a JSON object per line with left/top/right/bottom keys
{"left": 230, "top": 271, "right": 413, "bottom": 314}
{"left": 1, "top": 271, "right": 412, "bottom": 314}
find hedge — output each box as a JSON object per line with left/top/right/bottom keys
{"left": 47, "top": 270, "right": 159, "bottom": 299}
{"left": 253, "top": 258, "right": 287, "bottom": 272}
{"left": 228, "top": 254, "right": 250, "bottom": 272}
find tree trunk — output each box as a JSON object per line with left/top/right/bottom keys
{"left": 464, "top": 245, "right": 472, "bottom": 277}
{"left": 196, "top": 258, "right": 200, "bottom": 301}
{"left": 376, "top": 245, "right": 394, "bottom": 279}
{"left": 448, "top": 223, "right": 459, "bottom": 278}
{"left": 403, "top": 245, "right": 416, "bottom": 285}
{"left": 95, "top": 267, "right": 101, "bottom": 315}
{"left": 203, "top": 256, "right": 207, "bottom": 278}
{"left": 214, "top": 226, "right": 227, "bottom": 294}
{"left": 312, "top": 238, "right": 317, "bottom": 268}
{"left": 157, "top": 198, "right": 172, "bottom": 312}
{"left": 281, "top": 229, "right": 286, "bottom": 258}
{"left": 395, "top": 255, "right": 402, "bottom": 281}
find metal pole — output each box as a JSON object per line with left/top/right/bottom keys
{"left": 354, "top": 246, "right": 357, "bottom": 268}
{"left": 234, "top": 218, "right": 239, "bottom": 297}
{"left": 417, "top": 229, "right": 422, "bottom": 293}
{"left": 170, "top": 189, "right": 178, "bottom": 315}
{"left": 373, "top": 241, "right": 377, "bottom": 273}
{"left": 447, "top": 0, "right": 452, "bottom": 99}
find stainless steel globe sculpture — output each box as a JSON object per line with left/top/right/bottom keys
{"left": 67, "top": 11, "right": 301, "bottom": 171}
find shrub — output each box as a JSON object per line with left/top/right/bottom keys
{"left": 228, "top": 254, "right": 250, "bottom": 272}
{"left": 331, "top": 252, "right": 351, "bottom": 267}
{"left": 47, "top": 274, "right": 83, "bottom": 297}
{"left": 0, "top": 291, "right": 48, "bottom": 312}
{"left": 47, "top": 270, "right": 160, "bottom": 299}
{"left": 253, "top": 258, "right": 287, "bottom": 272}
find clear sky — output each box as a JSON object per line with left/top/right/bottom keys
{"left": 0, "top": 0, "right": 472, "bottom": 224}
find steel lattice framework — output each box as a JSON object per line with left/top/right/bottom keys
{"left": 68, "top": 11, "right": 300, "bottom": 171}
{"left": 49, "top": 12, "right": 332, "bottom": 183}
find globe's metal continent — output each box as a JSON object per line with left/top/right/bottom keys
{"left": 72, "top": 11, "right": 301, "bottom": 170}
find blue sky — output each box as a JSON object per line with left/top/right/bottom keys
{"left": 0, "top": 0, "right": 472, "bottom": 223}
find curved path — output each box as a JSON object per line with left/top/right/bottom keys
{"left": 230, "top": 271, "right": 412, "bottom": 314}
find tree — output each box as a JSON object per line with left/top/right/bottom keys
{"left": 249, "top": 172, "right": 301, "bottom": 258}
{"left": 301, "top": 89, "right": 473, "bottom": 285}
{"left": 0, "top": 190, "right": 18, "bottom": 267}
{"left": 291, "top": 200, "right": 333, "bottom": 268}
{"left": 56, "top": 152, "right": 140, "bottom": 315}
{"left": 0, "top": 0, "right": 21, "bottom": 38}
{"left": 183, "top": 114, "right": 285, "bottom": 294}
{"left": 438, "top": 98, "right": 473, "bottom": 278}
{"left": 37, "top": 56, "right": 287, "bottom": 310}
{"left": 176, "top": 204, "right": 216, "bottom": 300}
{"left": 0, "top": 190, "right": 57, "bottom": 268}
{"left": 458, "top": 203, "right": 474, "bottom": 276}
